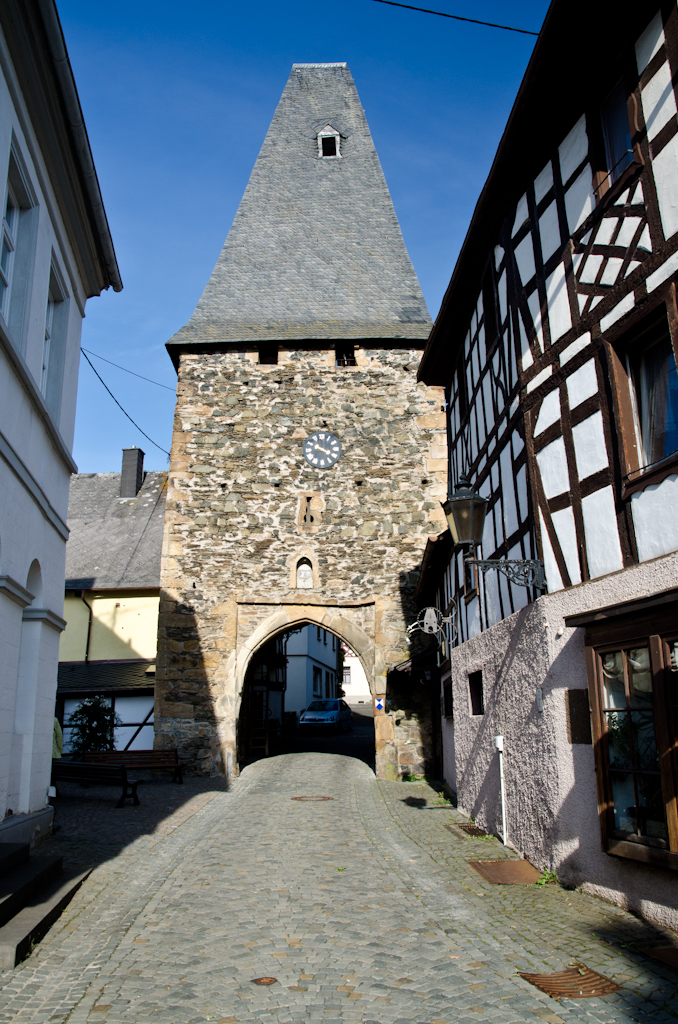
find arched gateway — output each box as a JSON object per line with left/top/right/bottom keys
{"left": 155, "top": 63, "right": 446, "bottom": 779}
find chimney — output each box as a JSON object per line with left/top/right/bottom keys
{"left": 120, "top": 447, "right": 145, "bottom": 497}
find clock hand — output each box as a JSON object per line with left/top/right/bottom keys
{"left": 314, "top": 444, "right": 331, "bottom": 455}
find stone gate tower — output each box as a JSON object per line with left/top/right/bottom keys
{"left": 156, "top": 63, "right": 446, "bottom": 779}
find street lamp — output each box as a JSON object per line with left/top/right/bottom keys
{"left": 441, "top": 476, "right": 546, "bottom": 591}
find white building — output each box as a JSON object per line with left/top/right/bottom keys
{"left": 0, "top": 1, "right": 121, "bottom": 845}
{"left": 340, "top": 644, "right": 371, "bottom": 704}
{"left": 418, "top": 3, "right": 678, "bottom": 931}
{"left": 284, "top": 625, "right": 341, "bottom": 717}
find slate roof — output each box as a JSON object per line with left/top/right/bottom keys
{"left": 57, "top": 661, "right": 155, "bottom": 694}
{"left": 64, "top": 472, "right": 167, "bottom": 590}
{"left": 168, "top": 63, "right": 431, "bottom": 348}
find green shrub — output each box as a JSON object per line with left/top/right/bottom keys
{"left": 67, "top": 697, "right": 121, "bottom": 756}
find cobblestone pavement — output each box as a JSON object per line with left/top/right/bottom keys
{"left": 1, "top": 752, "right": 677, "bottom": 1024}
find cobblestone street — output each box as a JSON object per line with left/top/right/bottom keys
{"left": 1, "top": 753, "right": 677, "bottom": 1024}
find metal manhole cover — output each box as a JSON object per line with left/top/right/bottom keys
{"left": 291, "top": 796, "right": 333, "bottom": 801}
{"left": 458, "top": 823, "right": 487, "bottom": 837}
{"left": 470, "top": 860, "right": 541, "bottom": 884}
{"left": 519, "top": 965, "right": 621, "bottom": 998}
{"left": 252, "top": 977, "right": 278, "bottom": 986}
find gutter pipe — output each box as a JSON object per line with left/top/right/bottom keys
{"left": 36, "top": 0, "right": 123, "bottom": 293}
{"left": 79, "top": 590, "right": 93, "bottom": 663}
{"left": 495, "top": 734, "right": 508, "bottom": 846}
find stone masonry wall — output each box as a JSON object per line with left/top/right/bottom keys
{"left": 156, "top": 343, "right": 446, "bottom": 776}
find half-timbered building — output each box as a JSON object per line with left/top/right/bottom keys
{"left": 417, "top": 1, "right": 678, "bottom": 930}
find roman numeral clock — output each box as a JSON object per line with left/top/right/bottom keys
{"left": 303, "top": 432, "right": 342, "bottom": 469}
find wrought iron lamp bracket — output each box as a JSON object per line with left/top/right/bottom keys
{"left": 465, "top": 558, "right": 546, "bottom": 591}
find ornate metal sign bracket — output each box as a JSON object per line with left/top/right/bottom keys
{"left": 466, "top": 558, "right": 546, "bottom": 591}
{"left": 406, "top": 604, "right": 457, "bottom": 642}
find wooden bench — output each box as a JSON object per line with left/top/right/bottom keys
{"left": 51, "top": 760, "right": 141, "bottom": 808}
{"left": 83, "top": 749, "right": 183, "bottom": 784}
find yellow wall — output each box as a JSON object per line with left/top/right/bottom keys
{"left": 59, "top": 590, "right": 159, "bottom": 662}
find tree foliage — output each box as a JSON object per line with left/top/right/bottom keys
{"left": 67, "top": 696, "right": 121, "bottom": 756}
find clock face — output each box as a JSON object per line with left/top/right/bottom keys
{"left": 303, "top": 432, "right": 342, "bottom": 469}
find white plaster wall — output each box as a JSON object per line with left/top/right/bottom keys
{"left": 0, "top": 455, "right": 67, "bottom": 816}
{"left": 631, "top": 474, "right": 678, "bottom": 561}
{"left": 651, "top": 134, "right": 678, "bottom": 240}
{"left": 0, "top": 34, "right": 95, "bottom": 823}
{"left": 341, "top": 651, "right": 370, "bottom": 702}
{"left": 443, "top": 550, "right": 678, "bottom": 932}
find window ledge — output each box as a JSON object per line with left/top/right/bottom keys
{"left": 622, "top": 450, "right": 678, "bottom": 497}
{"left": 606, "top": 839, "right": 678, "bottom": 871}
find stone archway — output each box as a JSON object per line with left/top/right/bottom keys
{"left": 228, "top": 602, "right": 396, "bottom": 779}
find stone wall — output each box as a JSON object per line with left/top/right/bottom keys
{"left": 156, "top": 343, "right": 446, "bottom": 777}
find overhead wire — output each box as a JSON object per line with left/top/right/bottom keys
{"left": 80, "top": 350, "right": 170, "bottom": 457}
{"left": 369, "top": 0, "right": 540, "bottom": 36}
{"left": 81, "top": 347, "right": 176, "bottom": 391}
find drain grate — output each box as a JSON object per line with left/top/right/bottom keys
{"left": 291, "top": 796, "right": 333, "bottom": 802}
{"left": 252, "top": 977, "right": 278, "bottom": 986}
{"left": 519, "top": 964, "right": 621, "bottom": 998}
{"left": 457, "top": 823, "right": 487, "bottom": 837}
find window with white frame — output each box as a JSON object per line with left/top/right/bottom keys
{"left": 41, "top": 264, "right": 69, "bottom": 420}
{"left": 0, "top": 186, "right": 18, "bottom": 318}
{"left": 317, "top": 125, "right": 341, "bottom": 158}
{"left": 1, "top": 143, "right": 39, "bottom": 353}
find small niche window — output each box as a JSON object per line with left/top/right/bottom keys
{"left": 317, "top": 126, "right": 341, "bottom": 159}
{"left": 336, "top": 341, "right": 356, "bottom": 366}
{"left": 601, "top": 80, "right": 633, "bottom": 186}
{"left": 258, "top": 342, "right": 278, "bottom": 365}
{"left": 296, "top": 558, "right": 313, "bottom": 589}
{"left": 469, "top": 671, "right": 484, "bottom": 716}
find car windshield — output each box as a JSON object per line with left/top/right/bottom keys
{"left": 306, "top": 701, "right": 339, "bottom": 711}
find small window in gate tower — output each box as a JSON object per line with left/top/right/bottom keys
{"left": 469, "top": 671, "right": 484, "bottom": 716}
{"left": 296, "top": 559, "right": 313, "bottom": 589}
{"left": 322, "top": 136, "right": 337, "bottom": 157}
{"left": 258, "top": 343, "right": 278, "bottom": 364}
{"left": 335, "top": 341, "right": 356, "bottom": 366}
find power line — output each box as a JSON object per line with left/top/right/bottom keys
{"left": 369, "top": 0, "right": 539, "bottom": 35}
{"left": 81, "top": 350, "right": 170, "bottom": 457}
{"left": 81, "top": 347, "right": 176, "bottom": 391}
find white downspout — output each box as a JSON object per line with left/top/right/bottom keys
{"left": 495, "top": 734, "right": 508, "bottom": 846}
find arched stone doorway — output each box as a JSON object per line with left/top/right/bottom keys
{"left": 231, "top": 605, "right": 389, "bottom": 776}
{"left": 236, "top": 619, "right": 375, "bottom": 768}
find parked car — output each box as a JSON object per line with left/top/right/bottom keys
{"left": 299, "top": 700, "right": 353, "bottom": 733}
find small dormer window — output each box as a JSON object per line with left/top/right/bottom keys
{"left": 317, "top": 125, "right": 341, "bottom": 158}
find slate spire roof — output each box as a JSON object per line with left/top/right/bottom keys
{"left": 169, "top": 63, "right": 431, "bottom": 347}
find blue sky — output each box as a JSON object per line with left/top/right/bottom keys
{"left": 61, "top": 0, "right": 550, "bottom": 472}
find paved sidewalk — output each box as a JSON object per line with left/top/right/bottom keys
{"left": 0, "top": 753, "right": 676, "bottom": 1024}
